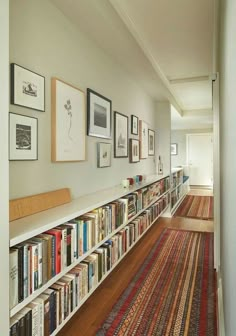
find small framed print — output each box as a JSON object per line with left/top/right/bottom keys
{"left": 9, "top": 112, "right": 38, "bottom": 161}
{"left": 10, "top": 63, "right": 45, "bottom": 112}
{"left": 131, "top": 115, "right": 139, "bottom": 135}
{"left": 87, "top": 89, "right": 112, "bottom": 139}
{"left": 148, "top": 129, "right": 155, "bottom": 156}
{"left": 97, "top": 142, "right": 112, "bottom": 168}
{"left": 114, "top": 111, "right": 128, "bottom": 158}
{"left": 139, "top": 120, "right": 148, "bottom": 159}
{"left": 129, "top": 139, "right": 140, "bottom": 163}
{"left": 171, "top": 143, "right": 178, "bottom": 155}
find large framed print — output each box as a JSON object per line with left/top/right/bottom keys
{"left": 10, "top": 63, "right": 45, "bottom": 112}
{"left": 87, "top": 89, "right": 112, "bottom": 139}
{"left": 114, "top": 111, "right": 128, "bottom": 158}
{"left": 97, "top": 142, "right": 112, "bottom": 168}
{"left": 129, "top": 139, "right": 140, "bottom": 163}
{"left": 148, "top": 129, "right": 155, "bottom": 156}
{"left": 139, "top": 120, "right": 148, "bottom": 159}
{"left": 9, "top": 112, "right": 38, "bottom": 161}
{"left": 51, "top": 78, "right": 86, "bottom": 162}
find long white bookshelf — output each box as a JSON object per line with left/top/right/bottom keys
{"left": 170, "top": 167, "right": 189, "bottom": 215}
{"left": 9, "top": 174, "right": 170, "bottom": 333}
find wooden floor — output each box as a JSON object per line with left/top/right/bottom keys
{"left": 58, "top": 214, "right": 214, "bottom": 336}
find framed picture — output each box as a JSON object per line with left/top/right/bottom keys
{"left": 148, "top": 129, "right": 155, "bottom": 156}
{"left": 139, "top": 120, "right": 148, "bottom": 159}
{"left": 97, "top": 142, "right": 112, "bottom": 168}
{"left": 171, "top": 143, "right": 178, "bottom": 155}
{"left": 114, "top": 111, "right": 128, "bottom": 158}
{"left": 131, "top": 115, "right": 139, "bottom": 135}
{"left": 87, "top": 88, "right": 112, "bottom": 139}
{"left": 10, "top": 63, "right": 45, "bottom": 112}
{"left": 129, "top": 139, "right": 140, "bottom": 163}
{"left": 51, "top": 78, "right": 86, "bottom": 162}
{"left": 9, "top": 112, "right": 38, "bottom": 160}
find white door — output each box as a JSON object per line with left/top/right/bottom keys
{"left": 187, "top": 134, "right": 213, "bottom": 186}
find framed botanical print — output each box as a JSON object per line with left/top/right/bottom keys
{"left": 97, "top": 142, "right": 112, "bottom": 168}
{"left": 139, "top": 120, "right": 148, "bottom": 159}
{"left": 9, "top": 112, "right": 38, "bottom": 160}
{"left": 51, "top": 78, "right": 86, "bottom": 162}
{"left": 148, "top": 129, "right": 155, "bottom": 156}
{"left": 114, "top": 111, "right": 128, "bottom": 158}
{"left": 87, "top": 89, "right": 112, "bottom": 139}
{"left": 10, "top": 63, "right": 45, "bottom": 112}
{"left": 131, "top": 115, "right": 139, "bottom": 135}
{"left": 129, "top": 139, "right": 140, "bottom": 163}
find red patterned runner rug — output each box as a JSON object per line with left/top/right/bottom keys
{"left": 174, "top": 195, "right": 214, "bottom": 220}
{"left": 96, "top": 229, "right": 216, "bottom": 336}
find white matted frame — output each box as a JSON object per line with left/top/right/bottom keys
{"left": 148, "top": 129, "right": 155, "bottom": 156}
{"left": 97, "top": 142, "right": 112, "bottom": 168}
{"left": 10, "top": 63, "right": 45, "bottom": 112}
{"left": 139, "top": 120, "right": 148, "bottom": 159}
{"left": 171, "top": 143, "right": 178, "bottom": 155}
{"left": 114, "top": 111, "right": 128, "bottom": 158}
{"left": 9, "top": 112, "right": 38, "bottom": 161}
{"left": 87, "top": 88, "right": 112, "bottom": 139}
{"left": 51, "top": 78, "right": 86, "bottom": 162}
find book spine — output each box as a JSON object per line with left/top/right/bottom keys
{"left": 23, "top": 245, "right": 29, "bottom": 299}
{"left": 9, "top": 249, "right": 18, "bottom": 309}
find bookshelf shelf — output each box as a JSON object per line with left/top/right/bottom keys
{"left": 9, "top": 174, "right": 170, "bottom": 335}
{"left": 170, "top": 167, "right": 189, "bottom": 215}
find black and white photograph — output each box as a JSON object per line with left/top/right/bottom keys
{"left": 51, "top": 78, "right": 86, "bottom": 162}
{"left": 10, "top": 63, "right": 45, "bottom": 111}
{"left": 9, "top": 112, "right": 38, "bottom": 160}
{"left": 114, "top": 111, "right": 128, "bottom": 158}
{"left": 139, "top": 120, "right": 148, "bottom": 159}
{"left": 97, "top": 142, "right": 112, "bottom": 168}
{"left": 87, "top": 89, "right": 112, "bottom": 138}
{"left": 131, "top": 115, "right": 139, "bottom": 135}
{"left": 148, "top": 129, "right": 155, "bottom": 156}
{"left": 129, "top": 139, "right": 140, "bottom": 163}
{"left": 171, "top": 143, "right": 178, "bottom": 155}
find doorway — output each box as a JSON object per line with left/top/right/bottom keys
{"left": 186, "top": 133, "right": 213, "bottom": 187}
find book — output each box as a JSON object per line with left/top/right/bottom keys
{"left": 19, "top": 307, "right": 32, "bottom": 336}
{"left": 37, "top": 233, "right": 53, "bottom": 282}
{"left": 38, "top": 293, "right": 50, "bottom": 336}
{"left": 44, "top": 288, "right": 57, "bottom": 334}
{"left": 32, "top": 297, "right": 44, "bottom": 336}
{"left": 9, "top": 248, "right": 18, "bottom": 309}
{"left": 45, "top": 229, "right": 62, "bottom": 274}
{"left": 28, "top": 301, "right": 40, "bottom": 336}
{"left": 10, "top": 315, "right": 19, "bottom": 336}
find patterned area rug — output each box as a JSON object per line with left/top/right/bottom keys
{"left": 97, "top": 229, "right": 216, "bottom": 336}
{"left": 174, "top": 195, "right": 214, "bottom": 220}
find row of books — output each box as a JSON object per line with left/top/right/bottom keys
{"left": 171, "top": 170, "right": 183, "bottom": 189}
{"left": 9, "top": 177, "right": 170, "bottom": 310}
{"left": 10, "top": 194, "right": 169, "bottom": 336}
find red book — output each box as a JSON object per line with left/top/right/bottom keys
{"left": 45, "top": 229, "right": 62, "bottom": 274}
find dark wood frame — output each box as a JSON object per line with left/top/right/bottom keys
{"left": 131, "top": 114, "right": 139, "bottom": 135}
{"left": 114, "top": 111, "right": 128, "bottom": 158}
{"left": 87, "top": 88, "right": 112, "bottom": 139}
{"left": 97, "top": 142, "right": 112, "bottom": 168}
{"left": 129, "top": 138, "right": 140, "bottom": 163}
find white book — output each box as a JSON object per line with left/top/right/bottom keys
{"left": 32, "top": 297, "right": 44, "bottom": 336}
{"left": 67, "top": 222, "right": 78, "bottom": 261}
{"left": 28, "top": 301, "right": 40, "bottom": 336}
{"left": 9, "top": 248, "right": 18, "bottom": 309}
{"left": 30, "top": 238, "right": 43, "bottom": 288}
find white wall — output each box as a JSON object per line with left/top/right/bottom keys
{"left": 0, "top": 0, "right": 9, "bottom": 334}
{"left": 9, "top": 0, "right": 158, "bottom": 200}
{"left": 219, "top": 0, "right": 236, "bottom": 334}
{"left": 171, "top": 129, "right": 213, "bottom": 168}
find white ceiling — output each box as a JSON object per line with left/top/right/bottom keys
{"left": 51, "top": 0, "right": 215, "bottom": 129}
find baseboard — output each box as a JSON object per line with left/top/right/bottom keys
{"left": 217, "top": 275, "right": 225, "bottom": 336}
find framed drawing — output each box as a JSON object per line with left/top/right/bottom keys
{"left": 131, "top": 115, "right": 139, "bottom": 135}
{"left": 114, "top": 111, "right": 128, "bottom": 158}
{"left": 10, "top": 63, "right": 45, "bottom": 112}
{"left": 51, "top": 78, "right": 86, "bottom": 162}
{"left": 171, "top": 143, "right": 178, "bottom": 155}
{"left": 148, "top": 129, "right": 155, "bottom": 156}
{"left": 9, "top": 112, "right": 38, "bottom": 161}
{"left": 129, "top": 139, "right": 140, "bottom": 163}
{"left": 139, "top": 120, "right": 148, "bottom": 159}
{"left": 87, "top": 88, "right": 112, "bottom": 138}
{"left": 97, "top": 142, "right": 112, "bottom": 168}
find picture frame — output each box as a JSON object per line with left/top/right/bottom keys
{"left": 139, "top": 120, "right": 148, "bottom": 159}
{"left": 148, "top": 129, "right": 155, "bottom": 156}
{"left": 114, "top": 111, "right": 128, "bottom": 158}
{"left": 9, "top": 112, "right": 38, "bottom": 161}
{"left": 10, "top": 63, "right": 45, "bottom": 112}
{"left": 131, "top": 114, "right": 139, "bottom": 135}
{"left": 129, "top": 139, "right": 140, "bottom": 163}
{"left": 171, "top": 143, "right": 178, "bottom": 155}
{"left": 87, "top": 88, "right": 112, "bottom": 139}
{"left": 51, "top": 78, "right": 86, "bottom": 162}
{"left": 97, "top": 142, "right": 112, "bottom": 168}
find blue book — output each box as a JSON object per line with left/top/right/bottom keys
{"left": 83, "top": 221, "right": 88, "bottom": 252}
